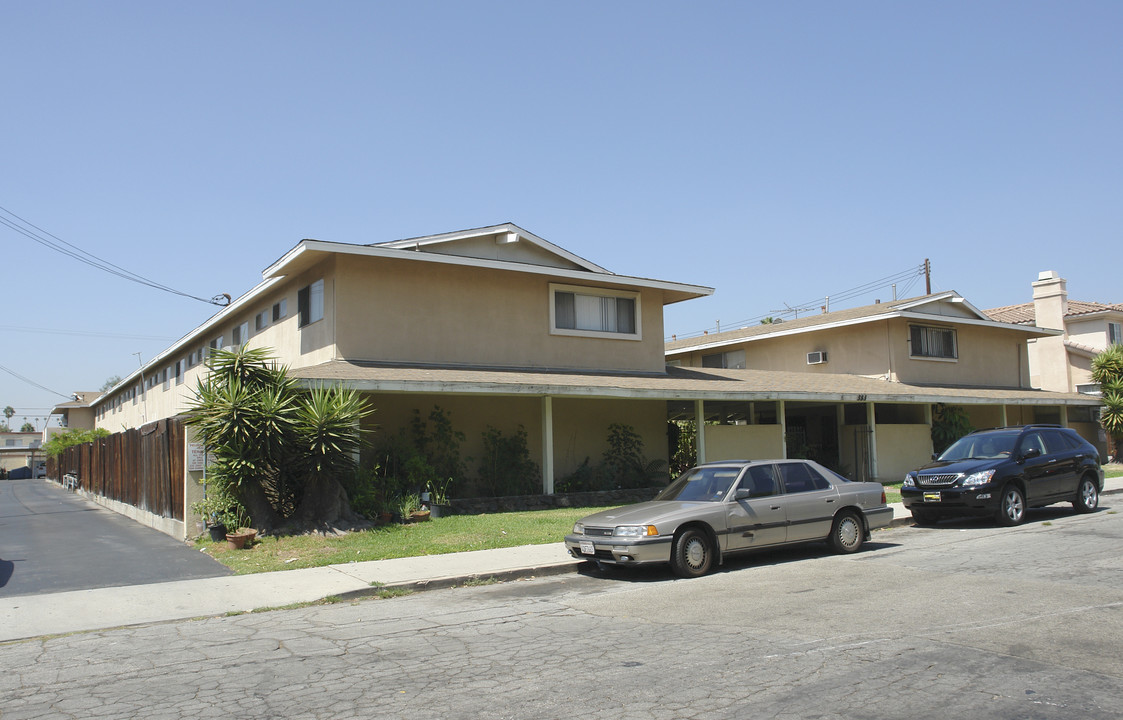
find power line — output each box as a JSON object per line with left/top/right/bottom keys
{"left": 669, "top": 261, "right": 929, "bottom": 340}
{"left": 0, "top": 325, "right": 176, "bottom": 341}
{"left": 0, "top": 205, "right": 230, "bottom": 306}
{"left": 0, "top": 362, "right": 71, "bottom": 399}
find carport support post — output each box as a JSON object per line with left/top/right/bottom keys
{"left": 779, "top": 400, "right": 787, "bottom": 458}
{"left": 867, "top": 401, "right": 878, "bottom": 480}
{"left": 542, "top": 396, "right": 554, "bottom": 494}
{"left": 694, "top": 399, "right": 705, "bottom": 464}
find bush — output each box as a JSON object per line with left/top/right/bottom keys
{"left": 477, "top": 425, "right": 539, "bottom": 497}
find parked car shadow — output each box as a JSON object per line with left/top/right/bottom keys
{"left": 911, "top": 504, "right": 1103, "bottom": 530}
{"left": 576, "top": 539, "right": 902, "bottom": 583}
{"left": 0, "top": 558, "right": 15, "bottom": 588}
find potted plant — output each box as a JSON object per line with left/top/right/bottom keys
{"left": 427, "top": 477, "right": 454, "bottom": 518}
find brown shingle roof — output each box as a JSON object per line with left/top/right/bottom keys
{"left": 289, "top": 361, "right": 1097, "bottom": 406}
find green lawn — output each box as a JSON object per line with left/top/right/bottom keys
{"left": 200, "top": 505, "right": 616, "bottom": 574}
{"left": 1105, "top": 465, "right": 1123, "bottom": 480}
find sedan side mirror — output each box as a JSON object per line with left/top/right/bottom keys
{"left": 734, "top": 488, "right": 752, "bottom": 501}
{"left": 931, "top": 452, "right": 939, "bottom": 461}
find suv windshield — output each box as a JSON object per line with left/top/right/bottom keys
{"left": 656, "top": 466, "right": 741, "bottom": 502}
{"left": 939, "top": 432, "right": 1019, "bottom": 461}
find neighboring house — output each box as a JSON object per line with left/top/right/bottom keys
{"left": 986, "top": 270, "right": 1123, "bottom": 396}
{"left": 664, "top": 291, "right": 1102, "bottom": 479}
{"left": 0, "top": 431, "right": 44, "bottom": 474}
{"left": 48, "top": 392, "right": 99, "bottom": 431}
{"left": 74, "top": 225, "right": 1101, "bottom": 540}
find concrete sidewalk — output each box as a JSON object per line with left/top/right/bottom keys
{"left": 3, "top": 476, "right": 1120, "bottom": 643}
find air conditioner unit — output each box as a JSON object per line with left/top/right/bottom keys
{"left": 807, "top": 351, "right": 828, "bottom": 365}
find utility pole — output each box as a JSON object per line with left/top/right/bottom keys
{"left": 924, "top": 259, "right": 931, "bottom": 295}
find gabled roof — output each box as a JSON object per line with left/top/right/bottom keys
{"left": 985, "top": 300, "right": 1123, "bottom": 326}
{"left": 264, "top": 227, "right": 712, "bottom": 305}
{"left": 666, "top": 292, "right": 1054, "bottom": 355}
{"left": 371, "top": 223, "right": 610, "bottom": 274}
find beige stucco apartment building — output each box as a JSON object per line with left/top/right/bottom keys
{"left": 59, "top": 226, "right": 1102, "bottom": 540}
{"left": 665, "top": 292, "right": 1104, "bottom": 479}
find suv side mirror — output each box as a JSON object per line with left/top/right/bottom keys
{"left": 1020, "top": 447, "right": 1041, "bottom": 460}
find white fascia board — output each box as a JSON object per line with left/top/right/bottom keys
{"left": 265, "top": 239, "right": 713, "bottom": 301}
{"left": 895, "top": 311, "right": 1062, "bottom": 336}
{"left": 666, "top": 313, "right": 902, "bottom": 355}
{"left": 95, "top": 276, "right": 285, "bottom": 406}
{"left": 372, "top": 223, "right": 611, "bottom": 274}
{"left": 666, "top": 308, "right": 1058, "bottom": 357}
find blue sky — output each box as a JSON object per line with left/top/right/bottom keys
{"left": 2, "top": 1, "right": 1120, "bottom": 426}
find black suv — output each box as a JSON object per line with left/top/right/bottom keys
{"left": 902, "top": 425, "right": 1103, "bottom": 526}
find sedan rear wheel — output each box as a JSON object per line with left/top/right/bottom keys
{"left": 1073, "top": 476, "right": 1099, "bottom": 514}
{"left": 670, "top": 528, "right": 713, "bottom": 578}
{"left": 996, "top": 485, "right": 1026, "bottom": 526}
{"left": 828, "top": 511, "right": 864, "bottom": 554}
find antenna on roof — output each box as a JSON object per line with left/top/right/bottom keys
{"left": 770, "top": 302, "right": 816, "bottom": 319}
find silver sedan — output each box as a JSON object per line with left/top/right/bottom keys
{"left": 565, "top": 459, "right": 893, "bottom": 577}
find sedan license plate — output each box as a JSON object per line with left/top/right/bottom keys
{"left": 923, "top": 492, "right": 941, "bottom": 503}
{"left": 580, "top": 541, "right": 595, "bottom": 555}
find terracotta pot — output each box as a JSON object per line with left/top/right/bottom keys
{"left": 409, "top": 510, "right": 431, "bottom": 522}
{"left": 226, "top": 528, "right": 257, "bottom": 550}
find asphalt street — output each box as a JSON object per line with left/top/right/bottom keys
{"left": 2, "top": 502, "right": 1121, "bottom": 719}
{"left": 0, "top": 479, "right": 230, "bottom": 596}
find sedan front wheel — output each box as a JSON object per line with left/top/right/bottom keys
{"left": 670, "top": 528, "right": 714, "bottom": 578}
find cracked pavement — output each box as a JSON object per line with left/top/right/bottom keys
{"left": 3, "top": 506, "right": 1122, "bottom": 719}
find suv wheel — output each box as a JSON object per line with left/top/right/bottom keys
{"left": 996, "top": 485, "right": 1026, "bottom": 526}
{"left": 1073, "top": 476, "right": 1099, "bottom": 514}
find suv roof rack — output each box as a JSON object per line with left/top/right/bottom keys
{"left": 972, "top": 424, "right": 1062, "bottom": 433}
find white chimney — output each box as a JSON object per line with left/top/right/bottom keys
{"left": 1031, "top": 270, "right": 1067, "bottom": 331}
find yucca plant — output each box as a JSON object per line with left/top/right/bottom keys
{"left": 1092, "top": 345, "right": 1123, "bottom": 459}
{"left": 185, "top": 346, "right": 372, "bottom": 532}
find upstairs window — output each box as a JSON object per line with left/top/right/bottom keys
{"left": 255, "top": 310, "right": 269, "bottom": 332}
{"left": 701, "top": 349, "right": 746, "bottom": 369}
{"left": 1110, "top": 322, "right": 1121, "bottom": 345}
{"left": 232, "top": 321, "right": 250, "bottom": 347}
{"left": 550, "top": 284, "right": 640, "bottom": 339}
{"left": 909, "top": 324, "right": 957, "bottom": 360}
{"left": 298, "top": 280, "right": 324, "bottom": 327}
{"left": 272, "top": 298, "right": 287, "bottom": 322}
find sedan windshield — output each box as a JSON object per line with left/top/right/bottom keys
{"left": 655, "top": 466, "right": 740, "bottom": 502}
{"left": 938, "top": 432, "right": 1018, "bottom": 461}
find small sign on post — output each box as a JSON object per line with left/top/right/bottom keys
{"left": 187, "top": 443, "right": 206, "bottom": 472}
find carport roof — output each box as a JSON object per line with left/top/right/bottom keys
{"left": 289, "top": 361, "right": 1100, "bottom": 407}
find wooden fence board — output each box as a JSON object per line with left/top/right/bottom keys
{"left": 50, "top": 418, "right": 186, "bottom": 521}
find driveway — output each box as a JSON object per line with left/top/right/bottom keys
{"left": 0, "top": 479, "right": 231, "bottom": 597}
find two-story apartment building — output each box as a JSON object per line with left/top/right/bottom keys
{"left": 664, "top": 291, "right": 1103, "bottom": 478}
{"left": 66, "top": 225, "right": 1101, "bottom": 539}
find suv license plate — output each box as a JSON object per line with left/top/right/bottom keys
{"left": 923, "top": 492, "right": 941, "bottom": 503}
{"left": 580, "top": 541, "right": 595, "bottom": 555}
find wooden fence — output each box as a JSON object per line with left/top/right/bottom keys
{"left": 47, "top": 418, "right": 186, "bottom": 521}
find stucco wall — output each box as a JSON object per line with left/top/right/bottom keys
{"left": 875, "top": 424, "right": 932, "bottom": 480}
{"left": 670, "top": 318, "right": 1032, "bottom": 388}
{"left": 359, "top": 394, "right": 669, "bottom": 488}
{"left": 703, "top": 424, "right": 784, "bottom": 461}
{"left": 334, "top": 256, "right": 667, "bottom": 373}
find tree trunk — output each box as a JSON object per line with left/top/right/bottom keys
{"left": 241, "top": 481, "right": 281, "bottom": 534}
{"left": 294, "top": 473, "right": 370, "bottom": 532}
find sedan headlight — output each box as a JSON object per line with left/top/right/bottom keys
{"left": 962, "top": 469, "right": 995, "bottom": 487}
{"left": 903, "top": 473, "right": 917, "bottom": 488}
{"left": 613, "top": 525, "right": 658, "bottom": 537}
{"left": 572, "top": 522, "right": 584, "bottom": 535}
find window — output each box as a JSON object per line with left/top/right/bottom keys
{"left": 737, "top": 465, "right": 778, "bottom": 498}
{"left": 909, "top": 325, "right": 957, "bottom": 359}
{"left": 701, "top": 349, "right": 745, "bottom": 369}
{"left": 174, "top": 359, "right": 184, "bottom": 385}
{"left": 1110, "top": 322, "right": 1122, "bottom": 345}
{"left": 232, "top": 321, "right": 250, "bottom": 346}
{"left": 298, "top": 280, "right": 324, "bottom": 327}
{"left": 780, "top": 462, "right": 831, "bottom": 493}
{"left": 255, "top": 310, "right": 269, "bottom": 332}
{"left": 272, "top": 298, "right": 287, "bottom": 322}
{"left": 208, "top": 336, "right": 223, "bottom": 358}
{"left": 550, "top": 284, "right": 640, "bottom": 339}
